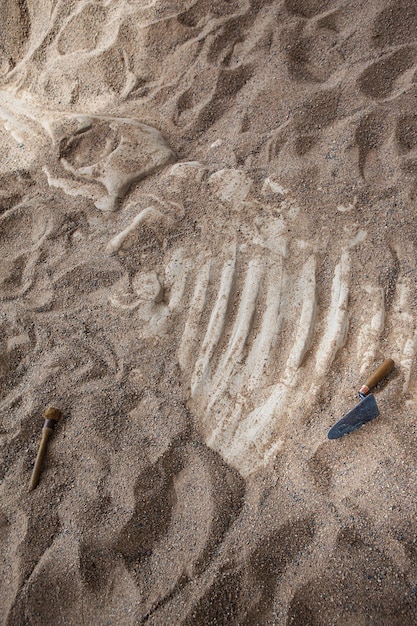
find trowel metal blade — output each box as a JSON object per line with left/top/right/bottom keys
{"left": 328, "top": 394, "right": 379, "bottom": 440}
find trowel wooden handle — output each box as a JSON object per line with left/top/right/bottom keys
{"left": 359, "top": 358, "right": 395, "bottom": 396}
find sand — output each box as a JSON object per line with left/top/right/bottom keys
{"left": 1, "top": 1, "right": 417, "bottom": 624}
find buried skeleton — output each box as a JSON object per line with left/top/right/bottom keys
{"left": 0, "top": 93, "right": 415, "bottom": 477}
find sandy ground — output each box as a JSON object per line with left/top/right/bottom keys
{"left": 1, "top": 1, "right": 417, "bottom": 624}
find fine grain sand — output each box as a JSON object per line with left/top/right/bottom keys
{"left": 1, "top": 1, "right": 417, "bottom": 624}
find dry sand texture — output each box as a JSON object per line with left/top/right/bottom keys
{"left": 1, "top": 0, "right": 417, "bottom": 624}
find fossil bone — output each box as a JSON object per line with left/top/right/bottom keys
{"left": 0, "top": 90, "right": 176, "bottom": 211}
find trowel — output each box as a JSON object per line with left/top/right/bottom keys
{"left": 328, "top": 358, "right": 395, "bottom": 440}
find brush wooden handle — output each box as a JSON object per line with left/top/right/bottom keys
{"left": 29, "top": 428, "right": 53, "bottom": 490}
{"left": 359, "top": 358, "right": 395, "bottom": 396}
{"left": 29, "top": 407, "right": 62, "bottom": 491}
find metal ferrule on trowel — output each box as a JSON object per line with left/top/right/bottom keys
{"left": 328, "top": 358, "right": 395, "bottom": 440}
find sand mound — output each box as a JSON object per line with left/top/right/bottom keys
{"left": 1, "top": 1, "right": 417, "bottom": 624}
